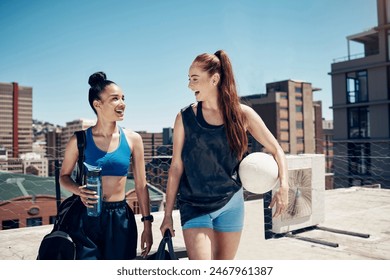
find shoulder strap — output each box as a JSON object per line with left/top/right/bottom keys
{"left": 52, "top": 130, "right": 85, "bottom": 232}
{"left": 180, "top": 103, "right": 193, "bottom": 115}
{"left": 74, "top": 130, "right": 86, "bottom": 186}
{"left": 181, "top": 103, "right": 198, "bottom": 134}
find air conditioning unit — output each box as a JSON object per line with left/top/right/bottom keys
{"left": 271, "top": 154, "right": 325, "bottom": 234}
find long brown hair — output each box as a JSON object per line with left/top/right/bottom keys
{"left": 193, "top": 50, "right": 247, "bottom": 160}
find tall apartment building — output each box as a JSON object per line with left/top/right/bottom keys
{"left": 0, "top": 82, "right": 32, "bottom": 175}
{"left": 242, "top": 79, "right": 323, "bottom": 155}
{"left": 0, "top": 82, "right": 33, "bottom": 159}
{"left": 330, "top": 0, "right": 390, "bottom": 189}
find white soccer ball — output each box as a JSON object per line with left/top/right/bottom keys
{"left": 239, "top": 152, "right": 279, "bottom": 194}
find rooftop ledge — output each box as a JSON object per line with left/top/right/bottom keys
{"left": 1, "top": 187, "right": 390, "bottom": 260}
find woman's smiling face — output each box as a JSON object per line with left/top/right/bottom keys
{"left": 95, "top": 84, "right": 126, "bottom": 121}
{"left": 188, "top": 63, "right": 214, "bottom": 102}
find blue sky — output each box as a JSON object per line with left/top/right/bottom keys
{"left": 0, "top": 0, "right": 378, "bottom": 132}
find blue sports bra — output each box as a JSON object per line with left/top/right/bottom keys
{"left": 84, "top": 126, "right": 131, "bottom": 177}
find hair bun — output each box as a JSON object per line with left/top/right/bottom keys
{"left": 88, "top": 71, "right": 107, "bottom": 87}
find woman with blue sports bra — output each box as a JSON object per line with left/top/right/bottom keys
{"left": 160, "top": 50, "right": 289, "bottom": 260}
{"left": 60, "top": 71, "right": 153, "bottom": 259}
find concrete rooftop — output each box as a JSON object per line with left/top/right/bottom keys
{"left": 0, "top": 187, "right": 389, "bottom": 261}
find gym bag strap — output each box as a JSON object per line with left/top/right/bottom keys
{"left": 147, "top": 230, "right": 178, "bottom": 260}
{"left": 37, "top": 130, "right": 86, "bottom": 260}
{"left": 75, "top": 130, "right": 86, "bottom": 186}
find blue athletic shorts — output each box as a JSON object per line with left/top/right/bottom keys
{"left": 182, "top": 188, "right": 244, "bottom": 232}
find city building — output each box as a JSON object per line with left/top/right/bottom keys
{"left": 323, "top": 119, "right": 334, "bottom": 173}
{"left": 60, "top": 119, "right": 96, "bottom": 157}
{"left": 241, "top": 79, "right": 323, "bottom": 155}
{"left": 45, "top": 127, "right": 62, "bottom": 159}
{"left": 0, "top": 82, "right": 33, "bottom": 171}
{"left": 137, "top": 131, "right": 163, "bottom": 164}
{"left": 323, "top": 119, "right": 334, "bottom": 189}
{"left": 137, "top": 128, "right": 173, "bottom": 164}
{"left": 46, "top": 127, "right": 63, "bottom": 176}
{"left": 20, "top": 153, "right": 49, "bottom": 177}
{"left": 329, "top": 0, "right": 390, "bottom": 189}
{"left": 0, "top": 172, "right": 65, "bottom": 230}
{"left": 0, "top": 158, "right": 23, "bottom": 174}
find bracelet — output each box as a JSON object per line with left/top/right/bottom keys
{"left": 141, "top": 215, "right": 154, "bottom": 222}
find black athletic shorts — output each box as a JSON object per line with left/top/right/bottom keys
{"left": 70, "top": 200, "right": 137, "bottom": 260}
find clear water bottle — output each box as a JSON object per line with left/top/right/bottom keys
{"left": 83, "top": 163, "right": 102, "bottom": 217}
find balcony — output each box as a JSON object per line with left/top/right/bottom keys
{"left": 333, "top": 28, "right": 380, "bottom": 64}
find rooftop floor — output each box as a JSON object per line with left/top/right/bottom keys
{"left": 0, "top": 187, "right": 389, "bottom": 260}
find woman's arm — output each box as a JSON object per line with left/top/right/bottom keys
{"left": 128, "top": 130, "right": 153, "bottom": 257}
{"left": 59, "top": 134, "right": 96, "bottom": 207}
{"left": 160, "top": 112, "right": 185, "bottom": 236}
{"left": 129, "top": 131, "right": 149, "bottom": 217}
{"left": 242, "top": 104, "right": 289, "bottom": 217}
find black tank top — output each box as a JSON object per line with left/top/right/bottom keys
{"left": 178, "top": 102, "right": 242, "bottom": 226}
{"left": 196, "top": 102, "right": 223, "bottom": 129}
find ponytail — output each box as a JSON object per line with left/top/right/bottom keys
{"left": 193, "top": 50, "right": 247, "bottom": 160}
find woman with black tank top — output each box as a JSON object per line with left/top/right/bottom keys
{"left": 60, "top": 72, "right": 153, "bottom": 259}
{"left": 160, "top": 50, "right": 289, "bottom": 260}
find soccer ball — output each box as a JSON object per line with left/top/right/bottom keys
{"left": 238, "top": 152, "right": 279, "bottom": 194}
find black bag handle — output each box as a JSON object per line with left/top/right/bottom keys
{"left": 154, "top": 230, "right": 178, "bottom": 260}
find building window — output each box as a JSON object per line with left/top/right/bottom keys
{"left": 346, "top": 70, "right": 368, "bottom": 103}
{"left": 280, "top": 93, "right": 288, "bottom": 99}
{"left": 2, "top": 219, "right": 19, "bottom": 230}
{"left": 296, "top": 121, "right": 304, "bottom": 129}
{"left": 26, "top": 217, "right": 42, "bottom": 227}
{"left": 348, "top": 107, "right": 370, "bottom": 138}
{"left": 296, "top": 105, "right": 303, "bottom": 112}
{"left": 348, "top": 143, "right": 370, "bottom": 176}
{"left": 295, "top": 86, "right": 302, "bottom": 93}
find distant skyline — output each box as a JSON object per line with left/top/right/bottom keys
{"left": 0, "top": 0, "right": 378, "bottom": 132}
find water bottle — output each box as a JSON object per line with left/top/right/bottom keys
{"left": 83, "top": 163, "right": 102, "bottom": 217}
